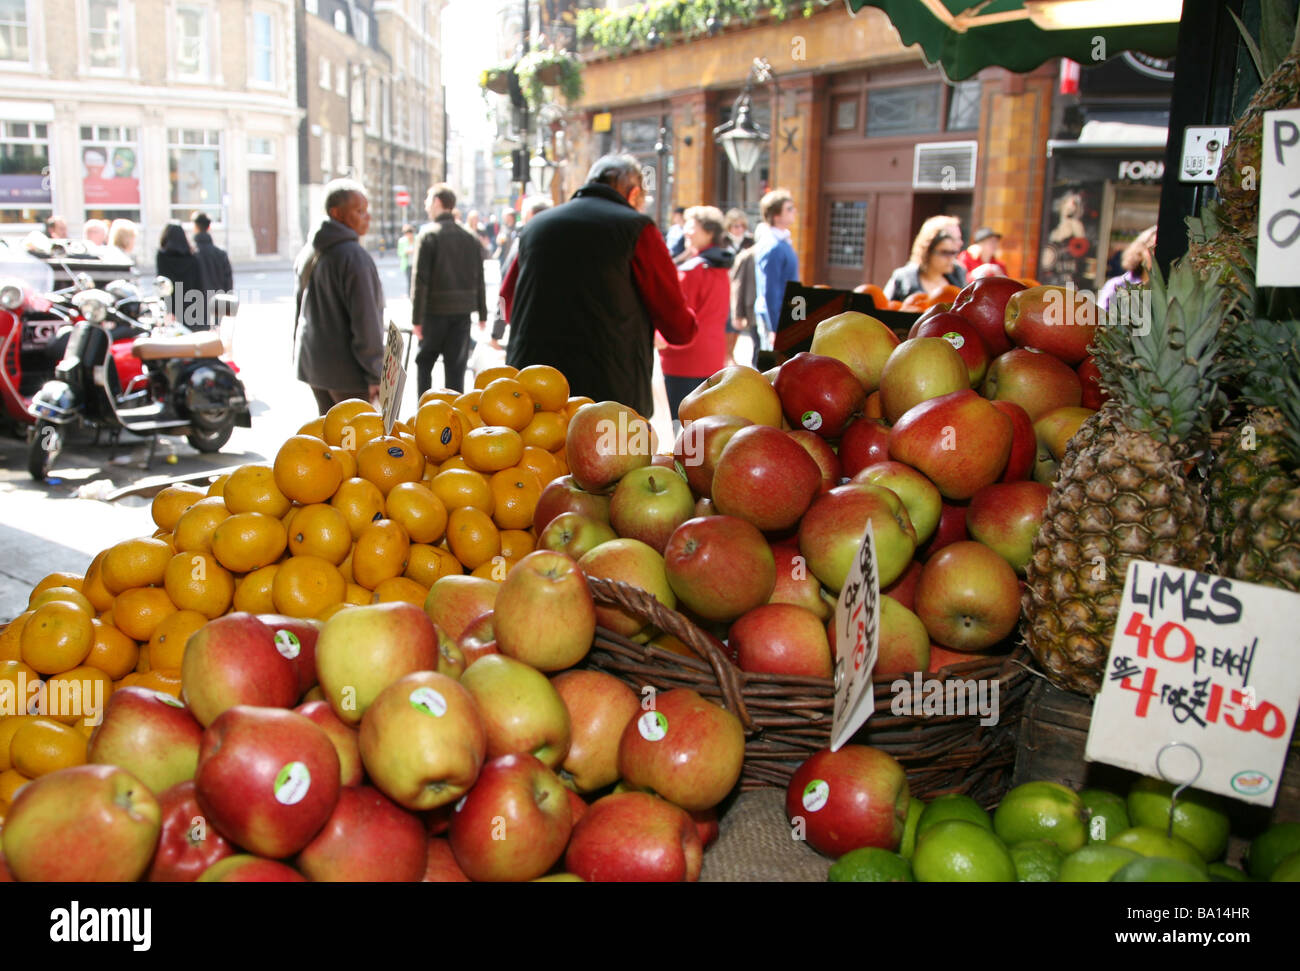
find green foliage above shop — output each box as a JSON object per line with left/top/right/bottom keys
{"left": 575, "top": 0, "right": 834, "bottom": 57}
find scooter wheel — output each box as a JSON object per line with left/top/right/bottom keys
{"left": 28, "top": 421, "right": 63, "bottom": 482}
{"left": 187, "top": 418, "right": 234, "bottom": 454}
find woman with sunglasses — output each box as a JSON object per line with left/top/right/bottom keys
{"left": 882, "top": 220, "right": 968, "bottom": 303}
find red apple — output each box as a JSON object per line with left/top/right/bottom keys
{"left": 914, "top": 541, "right": 1021, "bottom": 651}
{"left": 551, "top": 669, "right": 641, "bottom": 794}
{"left": 460, "top": 654, "right": 571, "bottom": 769}
{"left": 928, "top": 644, "right": 994, "bottom": 673}
{"left": 565, "top": 791, "right": 703, "bottom": 882}
{"left": 773, "top": 352, "right": 866, "bottom": 439}
{"left": 809, "top": 311, "right": 901, "bottom": 393}
{"left": 672, "top": 414, "right": 751, "bottom": 499}
{"left": 787, "top": 429, "right": 842, "bottom": 496}
{"left": 980, "top": 348, "right": 1083, "bottom": 422}
{"left": 449, "top": 753, "right": 573, "bottom": 882}
{"left": 2, "top": 764, "right": 160, "bottom": 881}
{"left": 1034, "top": 405, "right": 1096, "bottom": 463}
{"left": 881, "top": 559, "right": 923, "bottom": 611}
{"left": 710, "top": 425, "right": 822, "bottom": 533}
{"left": 194, "top": 705, "right": 341, "bottom": 859}
{"left": 663, "top": 516, "right": 775, "bottom": 622}
{"left": 296, "top": 784, "right": 427, "bottom": 882}
{"left": 785, "top": 745, "right": 910, "bottom": 857}
{"left": 678, "top": 365, "right": 784, "bottom": 428}
{"left": 918, "top": 501, "right": 970, "bottom": 560}
{"left": 180, "top": 612, "right": 299, "bottom": 727}
{"left": 423, "top": 574, "right": 499, "bottom": 642}
{"left": 691, "top": 807, "right": 720, "bottom": 849}
{"left": 494, "top": 550, "right": 596, "bottom": 671}
{"left": 147, "top": 780, "right": 235, "bottom": 881}
{"left": 538, "top": 510, "right": 617, "bottom": 561}
{"left": 578, "top": 538, "right": 676, "bottom": 638}
{"left": 838, "top": 417, "right": 893, "bottom": 479}
{"left": 797, "top": 483, "right": 917, "bottom": 592}
{"left": 874, "top": 596, "right": 932, "bottom": 677}
{"left": 567, "top": 788, "right": 589, "bottom": 827}
{"left": 198, "top": 855, "right": 306, "bottom": 882}
{"left": 1004, "top": 285, "right": 1098, "bottom": 364}
{"left": 768, "top": 540, "right": 833, "bottom": 620}
{"left": 966, "top": 481, "right": 1051, "bottom": 574}
{"left": 293, "top": 699, "right": 363, "bottom": 787}
{"left": 609, "top": 466, "right": 696, "bottom": 553}
{"left": 852, "top": 460, "right": 943, "bottom": 546}
{"left": 424, "top": 837, "right": 471, "bottom": 882}
{"left": 949, "top": 277, "right": 1027, "bottom": 357}
{"left": 1077, "top": 355, "right": 1107, "bottom": 410}
{"left": 888, "top": 389, "right": 1013, "bottom": 500}
{"left": 457, "top": 611, "right": 499, "bottom": 666}
{"left": 912, "top": 312, "right": 991, "bottom": 387}
{"left": 879, "top": 337, "right": 971, "bottom": 424}
{"left": 565, "top": 401, "right": 655, "bottom": 494}
{"left": 87, "top": 685, "right": 204, "bottom": 796}
{"left": 729, "top": 603, "right": 833, "bottom": 677}
{"left": 256, "top": 614, "right": 321, "bottom": 699}
{"left": 991, "top": 399, "right": 1037, "bottom": 482}
{"left": 617, "top": 688, "right": 744, "bottom": 812}
{"left": 533, "top": 475, "right": 612, "bottom": 534}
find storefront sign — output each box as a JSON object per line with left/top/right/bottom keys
{"left": 1085, "top": 560, "right": 1300, "bottom": 806}
{"left": 1258, "top": 108, "right": 1300, "bottom": 287}
{"left": 0, "top": 174, "right": 51, "bottom": 205}
{"left": 1117, "top": 159, "right": 1165, "bottom": 181}
{"left": 592, "top": 112, "right": 612, "bottom": 133}
{"left": 82, "top": 141, "right": 140, "bottom": 207}
{"left": 830, "top": 521, "right": 880, "bottom": 750}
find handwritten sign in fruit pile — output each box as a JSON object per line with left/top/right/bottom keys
{"left": 1086, "top": 560, "right": 1300, "bottom": 806}
{"left": 379, "top": 322, "right": 407, "bottom": 435}
{"left": 830, "top": 521, "right": 881, "bottom": 750}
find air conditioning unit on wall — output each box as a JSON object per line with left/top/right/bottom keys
{"left": 913, "top": 141, "right": 978, "bottom": 190}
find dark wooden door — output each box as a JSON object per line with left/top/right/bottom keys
{"left": 248, "top": 171, "right": 278, "bottom": 255}
{"left": 869, "top": 192, "right": 912, "bottom": 290}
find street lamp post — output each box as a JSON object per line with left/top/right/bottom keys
{"left": 714, "top": 58, "right": 777, "bottom": 212}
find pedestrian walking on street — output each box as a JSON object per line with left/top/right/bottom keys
{"left": 293, "top": 179, "right": 385, "bottom": 415}
{"left": 489, "top": 193, "right": 551, "bottom": 351}
{"left": 397, "top": 224, "right": 416, "bottom": 296}
{"left": 156, "top": 221, "right": 207, "bottom": 329}
{"left": 753, "top": 189, "right": 799, "bottom": 353}
{"left": 410, "top": 183, "right": 488, "bottom": 395}
{"left": 192, "top": 211, "right": 234, "bottom": 330}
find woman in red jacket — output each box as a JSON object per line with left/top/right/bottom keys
{"left": 659, "top": 205, "right": 734, "bottom": 423}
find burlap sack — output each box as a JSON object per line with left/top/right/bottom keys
{"left": 701, "top": 788, "right": 830, "bottom": 882}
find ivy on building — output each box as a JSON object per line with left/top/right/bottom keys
{"left": 575, "top": 0, "right": 833, "bottom": 56}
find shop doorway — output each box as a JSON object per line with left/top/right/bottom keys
{"left": 249, "top": 171, "right": 278, "bottom": 255}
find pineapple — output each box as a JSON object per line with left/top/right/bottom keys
{"left": 1022, "top": 262, "right": 1230, "bottom": 696}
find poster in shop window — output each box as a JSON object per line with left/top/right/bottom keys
{"left": 82, "top": 143, "right": 141, "bottom": 207}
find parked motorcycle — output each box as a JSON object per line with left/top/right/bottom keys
{"left": 26, "top": 277, "right": 251, "bottom": 482}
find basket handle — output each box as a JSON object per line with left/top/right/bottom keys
{"left": 585, "top": 575, "right": 755, "bottom": 733}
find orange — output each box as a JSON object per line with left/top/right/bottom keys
{"left": 351, "top": 519, "right": 411, "bottom": 590}
{"left": 9, "top": 720, "right": 86, "bottom": 777}
{"left": 84, "top": 620, "right": 138, "bottom": 681}
{"left": 474, "top": 364, "right": 519, "bottom": 390}
{"left": 551, "top": 446, "right": 569, "bottom": 476}
{"left": 151, "top": 483, "right": 207, "bottom": 530}
{"left": 28, "top": 586, "right": 95, "bottom": 616}
{"left": 275, "top": 434, "right": 345, "bottom": 504}
{"left": 101, "top": 536, "right": 174, "bottom": 595}
{"left": 331, "top": 477, "right": 387, "bottom": 540}
{"left": 471, "top": 556, "right": 516, "bottom": 582}
{"left": 331, "top": 445, "right": 358, "bottom": 481}
{"left": 519, "top": 410, "right": 567, "bottom": 452}
{"left": 287, "top": 503, "right": 353, "bottom": 565}
{"left": 857, "top": 283, "right": 889, "bottom": 310}
{"left": 386, "top": 482, "right": 449, "bottom": 545}
{"left": 149, "top": 609, "right": 207, "bottom": 669}
{"left": 490, "top": 467, "right": 542, "bottom": 530}
{"left": 21, "top": 602, "right": 94, "bottom": 675}
{"left": 438, "top": 454, "right": 473, "bottom": 474}
{"left": 211, "top": 512, "right": 289, "bottom": 574}
{"left": 134, "top": 669, "right": 182, "bottom": 699}
{"left": 40, "top": 666, "right": 113, "bottom": 727}
{"left": 446, "top": 507, "right": 501, "bottom": 571}
{"left": 163, "top": 551, "right": 235, "bottom": 619}
{"left": 517, "top": 445, "right": 562, "bottom": 487}
{"left": 357, "top": 435, "right": 426, "bottom": 495}
{"left": 0, "top": 716, "right": 27, "bottom": 772}
{"left": 273, "top": 555, "right": 347, "bottom": 619}
{"left": 173, "top": 495, "right": 233, "bottom": 553}
{"left": 461, "top": 426, "right": 523, "bottom": 474}
{"left": 81, "top": 551, "right": 115, "bottom": 612}
{"left": 223, "top": 464, "right": 291, "bottom": 517}
{"left": 430, "top": 467, "right": 494, "bottom": 515}
{"left": 899, "top": 292, "right": 931, "bottom": 313}
{"left": 343, "top": 582, "right": 372, "bottom": 606}
{"left": 498, "top": 528, "right": 536, "bottom": 561}
{"left": 232, "top": 564, "right": 280, "bottom": 614}
{"left": 371, "top": 576, "right": 429, "bottom": 606}
{"left": 405, "top": 544, "right": 463, "bottom": 587}
{"left": 342, "top": 412, "right": 387, "bottom": 452}
{"left": 565, "top": 396, "right": 595, "bottom": 420}
{"left": 453, "top": 389, "right": 486, "bottom": 430}
{"left": 934, "top": 283, "right": 962, "bottom": 305}
{"left": 206, "top": 473, "right": 230, "bottom": 498}
{"left": 479, "top": 378, "right": 535, "bottom": 430}
{"left": 516, "top": 365, "right": 570, "bottom": 413}
{"left": 338, "top": 548, "right": 355, "bottom": 583}
{"left": 152, "top": 530, "right": 177, "bottom": 550}
{"left": 323, "top": 398, "right": 378, "bottom": 447}
{"left": 0, "top": 660, "right": 39, "bottom": 710}
{"left": 31, "top": 572, "right": 84, "bottom": 597}
{"left": 112, "top": 586, "right": 178, "bottom": 643}
{"left": 0, "top": 767, "right": 32, "bottom": 808}
{"left": 317, "top": 603, "right": 353, "bottom": 622}
{"left": 413, "top": 400, "right": 465, "bottom": 463}
{"left": 419, "top": 388, "right": 460, "bottom": 408}
{"left": 134, "top": 644, "right": 150, "bottom": 673}
{"left": 0, "top": 611, "right": 31, "bottom": 663}
{"left": 298, "top": 415, "right": 327, "bottom": 438}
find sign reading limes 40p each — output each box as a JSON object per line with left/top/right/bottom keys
{"left": 379, "top": 321, "right": 407, "bottom": 435}
{"left": 830, "top": 520, "right": 880, "bottom": 750}
{"left": 1085, "top": 561, "right": 1300, "bottom": 806}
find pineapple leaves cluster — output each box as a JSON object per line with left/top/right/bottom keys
{"left": 1227, "top": 315, "right": 1300, "bottom": 468}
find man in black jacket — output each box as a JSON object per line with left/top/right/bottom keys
{"left": 499, "top": 155, "right": 696, "bottom": 419}
{"left": 191, "top": 211, "right": 234, "bottom": 329}
{"left": 410, "top": 183, "right": 488, "bottom": 394}
{"left": 293, "top": 180, "right": 385, "bottom": 415}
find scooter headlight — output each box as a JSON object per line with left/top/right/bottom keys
{"left": 78, "top": 297, "right": 108, "bottom": 324}
{"left": 0, "top": 280, "right": 24, "bottom": 310}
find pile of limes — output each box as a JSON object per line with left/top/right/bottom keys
{"left": 829, "top": 777, "right": 1300, "bottom": 882}
{"left": 0, "top": 365, "right": 584, "bottom": 824}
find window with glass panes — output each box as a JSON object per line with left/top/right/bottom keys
{"left": 827, "top": 201, "right": 868, "bottom": 269}
{"left": 251, "top": 11, "right": 273, "bottom": 84}
{"left": 865, "top": 83, "right": 942, "bottom": 137}
{"left": 87, "top": 0, "right": 123, "bottom": 72}
{"left": 80, "top": 124, "right": 141, "bottom": 225}
{"left": 0, "top": 119, "right": 50, "bottom": 224}
{"left": 176, "top": 4, "right": 207, "bottom": 79}
{"left": 946, "top": 80, "right": 981, "bottom": 131}
{"left": 168, "top": 128, "right": 222, "bottom": 223}
{"left": 0, "top": 0, "right": 28, "bottom": 62}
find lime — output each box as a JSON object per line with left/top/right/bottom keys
{"left": 916, "top": 793, "right": 992, "bottom": 839}
{"left": 1111, "top": 857, "right": 1210, "bottom": 882}
{"left": 1127, "top": 777, "right": 1230, "bottom": 862}
{"left": 1110, "top": 826, "right": 1208, "bottom": 874}
{"left": 1059, "top": 844, "right": 1142, "bottom": 882}
{"left": 1079, "top": 788, "right": 1130, "bottom": 843}
{"left": 1207, "top": 862, "right": 1251, "bottom": 883}
{"left": 994, "top": 781, "right": 1087, "bottom": 852}
{"left": 1271, "top": 852, "right": 1300, "bottom": 882}
{"left": 899, "top": 799, "right": 925, "bottom": 860}
{"left": 1010, "top": 839, "right": 1064, "bottom": 882}
{"left": 912, "top": 820, "right": 1015, "bottom": 882}
{"left": 1247, "top": 821, "right": 1300, "bottom": 880}
{"left": 829, "top": 847, "right": 914, "bottom": 883}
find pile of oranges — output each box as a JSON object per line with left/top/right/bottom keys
{"left": 0, "top": 363, "right": 587, "bottom": 822}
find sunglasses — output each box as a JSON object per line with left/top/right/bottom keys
{"left": 934, "top": 248, "right": 960, "bottom": 257}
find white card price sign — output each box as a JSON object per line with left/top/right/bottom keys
{"left": 1257, "top": 108, "right": 1300, "bottom": 287}
{"left": 830, "top": 520, "right": 881, "bottom": 751}
{"left": 378, "top": 321, "right": 407, "bottom": 435}
{"left": 1085, "top": 560, "right": 1300, "bottom": 806}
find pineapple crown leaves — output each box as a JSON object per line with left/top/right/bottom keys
{"left": 1229, "top": 315, "right": 1300, "bottom": 464}
{"left": 1229, "top": 0, "right": 1300, "bottom": 82}
{"left": 1092, "top": 259, "right": 1232, "bottom": 446}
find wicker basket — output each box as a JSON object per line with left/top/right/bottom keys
{"left": 584, "top": 576, "right": 1036, "bottom": 809}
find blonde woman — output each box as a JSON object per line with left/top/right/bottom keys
{"left": 108, "top": 218, "right": 137, "bottom": 259}
{"left": 882, "top": 220, "right": 967, "bottom": 302}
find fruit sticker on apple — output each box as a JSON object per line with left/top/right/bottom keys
{"left": 830, "top": 520, "right": 881, "bottom": 750}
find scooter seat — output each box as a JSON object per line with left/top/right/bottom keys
{"left": 131, "top": 332, "right": 224, "bottom": 361}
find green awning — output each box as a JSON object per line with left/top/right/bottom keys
{"left": 843, "top": 1, "right": 1182, "bottom": 80}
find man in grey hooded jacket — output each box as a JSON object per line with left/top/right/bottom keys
{"left": 293, "top": 179, "right": 386, "bottom": 415}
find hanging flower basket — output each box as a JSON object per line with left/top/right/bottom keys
{"left": 515, "top": 50, "right": 584, "bottom": 111}
{"left": 479, "top": 67, "right": 512, "bottom": 95}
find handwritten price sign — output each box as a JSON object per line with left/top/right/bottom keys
{"left": 1086, "top": 561, "right": 1300, "bottom": 805}
{"left": 379, "top": 322, "right": 407, "bottom": 435}
{"left": 830, "top": 521, "right": 881, "bottom": 751}
{"left": 1257, "top": 108, "right": 1300, "bottom": 287}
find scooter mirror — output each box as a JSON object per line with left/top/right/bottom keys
{"left": 155, "top": 276, "right": 174, "bottom": 298}
{"left": 74, "top": 272, "right": 94, "bottom": 292}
